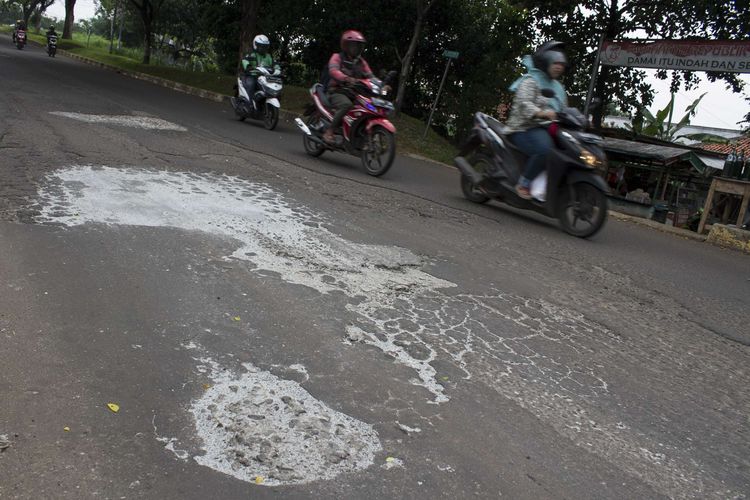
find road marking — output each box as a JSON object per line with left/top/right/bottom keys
{"left": 49, "top": 112, "right": 187, "bottom": 131}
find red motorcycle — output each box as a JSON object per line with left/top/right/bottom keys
{"left": 295, "top": 76, "right": 397, "bottom": 177}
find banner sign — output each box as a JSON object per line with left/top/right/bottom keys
{"left": 601, "top": 40, "right": 750, "bottom": 73}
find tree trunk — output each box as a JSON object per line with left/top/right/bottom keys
{"left": 22, "top": 1, "right": 40, "bottom": 27}
{"left": 32, "top": 7, "right": 41, "bottom": 33}
{"left": 395, "top": 0, "right": 434, "bottom": 115}
{"left": 130, "top": 0, "right": 154, "bottom": 64}
{"left": 109, "top": 0, "right": 118, "bottom": 53}
{"left": 62, "top": 0, "right": 76, "bottom": 39}
{"left": 239, "top": 0, "right": 262, "bottom": 67}
{"left": 591, "top": 65, "right": 611, "bottom": 129}
{"left": 118, "top": 6, "right": 125, "bottom": 50}
{"left": 591, "top": 0, "right": 620, "bottom": 129}
{"left": 142, "top": 19, "right": 152, "bottom": 64}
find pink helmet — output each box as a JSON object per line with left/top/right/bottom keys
{"left": 340, "top": 30, "right": 366, "bottom": 53}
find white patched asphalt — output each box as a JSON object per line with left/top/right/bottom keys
{"left": 49, "top": 112, "right": 188, "bottom": 131}
{"left": 33, "top": 165, "right": 742, "bottom": 497}
{"left": 190, "top": 357, "right": 381, "bottom": 486}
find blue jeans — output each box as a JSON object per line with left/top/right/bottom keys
{"left": 510, "top": 127, "right": 554, "bottom": 188}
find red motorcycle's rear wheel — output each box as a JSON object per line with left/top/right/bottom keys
{"left": 302, "top": 114, "right": 326, "bottom": 157}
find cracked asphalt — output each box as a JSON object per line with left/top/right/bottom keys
{"left": 1, "top": 35, "right": 749, "bottom": 499}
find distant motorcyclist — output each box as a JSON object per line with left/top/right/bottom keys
{"left": 240, "top": 35, "right": 279, "bottom": 108}
{"left": 46, "top": 25, "right": 58, "bottom": 44}
{"left": 322, "top": 30, "right": 374, "bottom": 144}
{"left": 506, "top": 41, "right": 569, "bottom": 199}
{"left": 12, "top": 20, "right": 26, "bottom": 44}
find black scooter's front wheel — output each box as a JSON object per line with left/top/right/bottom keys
{"left": 559, "top": 182, "right": 608, "bottom": 238}
{"left": 460, "top": 153, "right": 491, "bottom": 204}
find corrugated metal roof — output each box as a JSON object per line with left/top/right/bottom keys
{"left": 603, "top": 137, "right": 729, "bottom": 174}
{"left": 603, "top": 137, "right": 691, "bottom": 163}
{"left": 696, "top": 154, "right": 727, "bottom": 170}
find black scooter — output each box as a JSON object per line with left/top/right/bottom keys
{"left": 454, "top": 94, "right": 610, "bottom": 237}
{"left": 47, "top": 35, "right": 57, "bottom": 57}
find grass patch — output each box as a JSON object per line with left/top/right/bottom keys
{"left": 392, "top": 114, "right": 457, "bottom": 165}
{"left": 2, "top": 25, "right": 457, "bottom": 164}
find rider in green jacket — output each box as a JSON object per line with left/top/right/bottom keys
{"left": 241, "top": 35, "right": 279, "bottom": 107}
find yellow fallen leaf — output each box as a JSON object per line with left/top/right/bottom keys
{"left": 255, "top": 476, "right": 264, "bottom": 484}
{"left": 107, "top": 403, "right": 120, "bottom": 413}
{"left": 386, "top": 456, "right": 395, "bottom": 463}
{"left": 232, "top": 316, "right": 241, "bottom": 322}
{"left": 202, "top": 383, "right": 211, "bottom": 390}
{"left": 63, "top": 427, "right": 70, "bottom": 432}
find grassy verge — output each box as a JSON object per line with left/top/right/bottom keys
{"left": 2, "top": 26, "right": 457, "bottom": 164}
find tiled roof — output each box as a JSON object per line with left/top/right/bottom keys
{"left": 700, "top": 135, "right": 750, "bottom": 156}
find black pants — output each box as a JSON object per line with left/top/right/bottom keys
{"left": 242, "top": 76, "right": 258, "bottom": 101}
{"left": 328, "top": 90, "right": 354, "bottom": 130}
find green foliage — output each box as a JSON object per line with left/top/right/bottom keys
{"left": 625, "top": 93, "right": 728, "bottom": 144}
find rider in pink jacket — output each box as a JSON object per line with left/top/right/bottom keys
{"left": 323, "top": 30, "right": 374, "bottom": 144}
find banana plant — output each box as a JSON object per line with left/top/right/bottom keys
{"left": 625, "top": 93, "right": 729, "bottom": 144}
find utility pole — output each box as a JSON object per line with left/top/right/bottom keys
{"left": 423, "top": 50, "right": 459, "bottom": 140}
{"left": 584, "top": 34, "right": 606, "bottom": 118}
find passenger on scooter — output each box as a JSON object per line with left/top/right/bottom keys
{"left": 322, "top": 30, "right": 374, "bottom": 145}
{"left": 506, "top": 41, "right": 569, "bottom": 199}
{"left": 241, "top": 35, "right": 278, "bottom": 108}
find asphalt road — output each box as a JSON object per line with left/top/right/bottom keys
{"left": 1, "top": 35, "right": 749, "bottom": 499}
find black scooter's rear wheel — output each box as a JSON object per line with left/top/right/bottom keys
{"left": 460, "top": 153, "right": 491, "bottom": 204}
{"left": 559, "top": 182, "right": 608, "bottom": 238}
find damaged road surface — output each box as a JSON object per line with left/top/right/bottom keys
{"left": 2, "top": 34, "right": 750, "bottom": 499}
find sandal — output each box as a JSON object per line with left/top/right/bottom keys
{"left": 515, "top": 184, "right": 532, "bottom": 200}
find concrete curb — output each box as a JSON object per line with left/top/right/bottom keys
{"left": 608, "top": 210, "right": 707, "bottom": 242}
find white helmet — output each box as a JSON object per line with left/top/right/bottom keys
{"left": 253, "top": 34, "right": 270, "bottom": 51}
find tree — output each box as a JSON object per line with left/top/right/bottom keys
{"left": 403, "top": 0, "right": 530, "bottom": 137}
{"left": 80, "top": 18, "right": 94, "bottom": 46}
{"left": 513, "top": 0, "right": 749, "bottom": 128}
{"left": 30, "top": 0, "right": 54, "bottom": 33}
{"left": 10, "top": 0, "right": 42, "bottom": 27}
{"left": 239, "top": 0, "right": 261, "bottom": 64}
{"left": 128, "top": 0, "right": 166, "bottom": 63}
{"left": 394, "top": 0, "right": 436, "bottom": 114}
{"left": 62, "top": 0, "right": 75, "bottom": 39}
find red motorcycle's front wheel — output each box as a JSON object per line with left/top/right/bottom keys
{"left": 361, "top": 125, "right": 396, "bottom": 177}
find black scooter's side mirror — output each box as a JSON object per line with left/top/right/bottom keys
{"left": 541, "top": 88, "right": 555, "bottom": 98}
